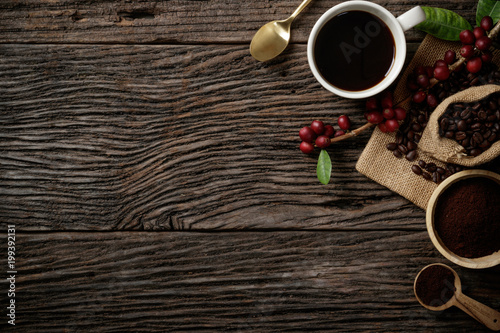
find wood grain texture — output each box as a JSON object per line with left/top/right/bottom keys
{"left": 0, "top": 43, "right": 431, "bottom": 231}
{"left": 0, "top": 231, "right": 498, "bottom": 332}
{"left": 0, "top": 0, "right": 477, "bottom": 44}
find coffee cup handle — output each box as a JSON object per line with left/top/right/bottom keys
{"left": 396, "top": 6, "right": 426, "bottom": 32}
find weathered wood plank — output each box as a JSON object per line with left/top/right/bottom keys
{"left": 0, "top": 43, "right": 435, "bottom": 231}
{"left": 0, "top": 0, "right": 476, "bottom": 44}
{"left": 1, "top": 231, "right": 498, "bottom": 332}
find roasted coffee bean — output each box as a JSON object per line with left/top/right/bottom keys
{"left": 406, "top": 150, "right": 417, "bottom": 162}
{"left": 457, "top": 120, "right": 467, "bottom": 131}
{"left": 436, "top": 167, "right": 445, "bottom": 174}
{"left": 411, "top": 123, "right": 422, "bottom": 132}
{"left": 425, "top": 163, "right": 437, "bottom": 173}
{"left": 422, "top": 172, "right": 432, "bottom": 180}
{"left": 411, "top": 165, "right": 422, "bottom": 175}
{"left": 489, "top": 99, "right": 498, "bottom": 110}
{"left": 472, "top": 132, "right": 483, "bottom": 144}
{"left": 407, "top": 130, "right": 415, "bottom": 141}
{"left": 483, "top": 130, "right": 491, "bottom": 140}
{"left": 460, "top": 108, "right": 472, "bottom": 120}
{"left": 480, "top": 140, "right": 491, "bottom": 149}
{"left": 432, "top": 172, "right": 440, "bottom": 183}
{"left": 487, "top": 114, "right": 497, "bottom": 122}
{"left": 471, "top": 123, "right": 482, "bottom": 131}
{"left": 445, "top": 131, "right": 454, "bottom": 139}
{"left": 407, "top": 141, "right": 418, "bottom": 151}
{"left": 418, "top": 160, "right": 426, "bottom": 168}
{"left": 455, "top": 131, "right": 467, "bottom": 141}
{"left": 414, "top": 133, "right": 421, "bottom": 142}
{"left": 396, "top": 133, "right": 404, "bottom": 145}
{"left": 488, "top": 132, "right": 497, "bottom": 142}
{"left": 398, "top": 144, "right": 408, "bottom": 155}
{"left": 461, "top": 137, "right": 470, "bottom": 148}
{"left": 470, "top": 148, "right": 482, "bottom": 156}
{"left": 419, "top": 114, "right": 427, "bottom": 124}
{"left": 393, "top": 149, "right": 402, "bottom": 158}
{"left": 386, "top": 142, "right": 397, "bottom": 151}
{"left": 478, "top": 110, "right": 488, "bottom": 120}
{"left": 447, "top": 164, "right": 455, "bottom": 174}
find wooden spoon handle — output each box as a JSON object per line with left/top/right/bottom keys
{"left": 454, "top": 293, "right": 500, "bottom": 331}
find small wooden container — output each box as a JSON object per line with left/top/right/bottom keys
{"left": 426, "top": 169, "right": 500, "bottom": 269}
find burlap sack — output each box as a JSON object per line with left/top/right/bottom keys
{"left": 419, "top": 84, "right": 500, "bottom": 166}
{"left": 356, "top": 35, "right": 500, "bottom": 209}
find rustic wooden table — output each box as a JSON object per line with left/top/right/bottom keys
{"left": 1, "top": 0, "right": 499, "bottom": 332}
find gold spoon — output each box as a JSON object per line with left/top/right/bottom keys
{"left": 414, "top": 263, "right": 500, "bottom": 331}
{"left": 250, "top": 0, "right": 313, "bottom": 62}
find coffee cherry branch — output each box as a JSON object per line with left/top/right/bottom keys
{"left": 329, "top": 121, "right": 374, "bottom": 143}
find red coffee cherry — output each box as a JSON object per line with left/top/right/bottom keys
{"left": 334, "top": 130, "right": 345, "bottom": 137}
{"left": 459, "top": 29, "right": 475, "bottom": 44}
{"left": 299, "top": 126, "right": 317, "bottom": 143}
{"left": 466, "top": 57, "right": 483, "bottom": 73}
{"left": 426, "top": 94, "right": 439, "bottom": 108}
{"left": 416, "top": 74, "right": 430, "bottom": 88}
{"left": 412, "top": 91, "right": 427, "bottom": 104}
{"left": 385, "top": 119, "right": 400, "bottom": 132}
{"left": 444, "top": 50, "right": 456, "bottom": 64}
{"left": 323, "top": 124, "right": 335, "bottom": 137}
{"left": 475, "top": 36, "right": 492, "bottom": 51}
{"left": 433, "top": 65, "right": 450, "bottom": 81}
{"left": 300, "top": 141, "right": 314, "bottom": 154}
{"left": 481, "top": 50, "right": 493, "bottom": 63}
{"left": 460, "top": 44, "right": 474, "bottom": 59}
{"left": 378, "top": 122, "right": 389, "bottom": 133}
{"left": 337, "top": 115, "right": 351, "bottom": 130}
{"left": 434, "top": 60, "right": 447, "bottom": 68}
{"left": 473, "top": 27, "right": 485, "bottom": 39}
{"left": 382, "top": 107, "right": 395, "bottom": 120}
{"left": 315, "top": 135, "right": 331, "bottom": 148}
{"left": 393, "top": 107, "right": 407, "bottom": 121}
{"left": 365, "top": 111, "right": 384, "bottom": 124}
{"left": 310, "top": 120, "right": 325, "bottom": 135}
{"left": 480, "top": 16, "right": 493, "bottom": 31}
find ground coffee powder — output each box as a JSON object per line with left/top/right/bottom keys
{"left": 415, "top": 265, "right": 455, "bottom": 307}
{"left": 434, "top": 177, "right": 500, "bottom": 258}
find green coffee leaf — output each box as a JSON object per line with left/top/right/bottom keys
{"left": 317, "top": 149, "right": 332, "bottom": 185}
{"left": 415, "top": 7, "right": 472, "bottom": 41}
{"left": 476, "top": 0, "right": 500, "bottom": 27}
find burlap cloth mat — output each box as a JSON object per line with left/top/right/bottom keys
{"left": 355, "top": 35, "right": 500, "bottom": 209}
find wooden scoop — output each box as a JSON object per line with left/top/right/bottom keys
{"left": 414, "top": 263, "right": 500, "bottom": 331}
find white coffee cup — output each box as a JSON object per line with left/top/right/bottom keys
{"left": 307, "top": 1, "right": 426, "bottom": 99}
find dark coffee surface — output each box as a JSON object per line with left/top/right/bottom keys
{"left": 435, "top": 177, "right": 500, "bottom": 258}
{"left": 314, "top": 11, "right": 395, "bottom": 91}
{"left": 415, "top": 265, "right": 455, "bottom": 307}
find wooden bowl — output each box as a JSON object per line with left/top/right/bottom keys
{"left": 426, "top": 169, "right": 500, "bottom": 269}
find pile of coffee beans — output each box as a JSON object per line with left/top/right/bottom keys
{"left": 438, "top": 92, "right": 500, "bottom": 156}
{"left": 386, "top": 61, "right": 500, "bottom": 184}
{"left": 411, "top": 160, "right": 464, "bottom": 183}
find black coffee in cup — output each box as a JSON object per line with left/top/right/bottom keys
{"left": 313, "top": 11, "right": 395, "bottom": 91}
